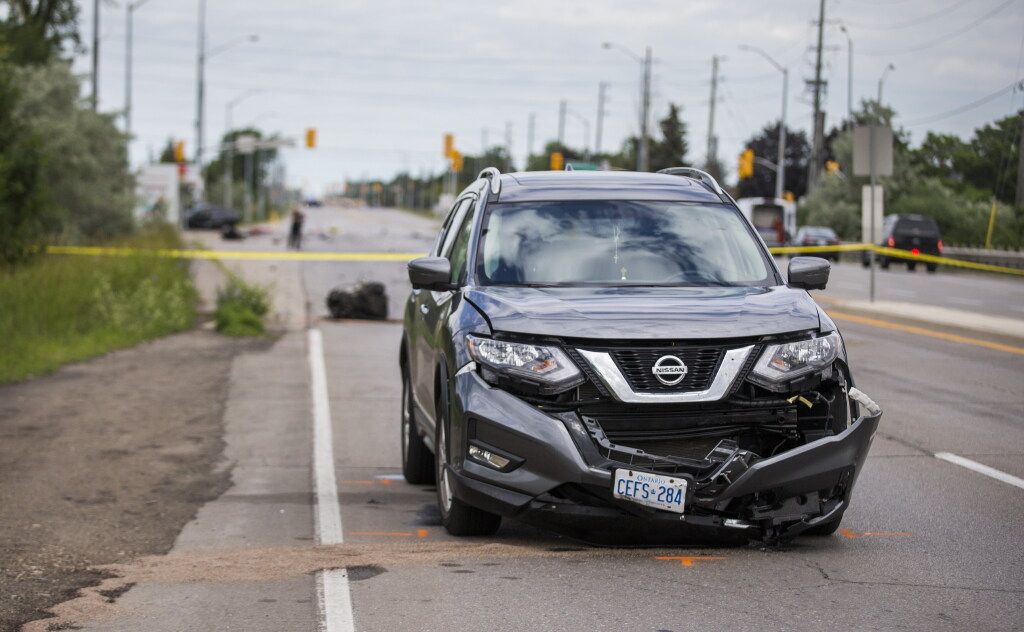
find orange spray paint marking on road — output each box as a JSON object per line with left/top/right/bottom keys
{"left": 840, "top": 528, "right": 912, "bottom": 539}
{"left": 348, "top": 530, "right": 429, "bottom": 538}
{"left": 655, "top": 555, "right": 726, "bottom": 567}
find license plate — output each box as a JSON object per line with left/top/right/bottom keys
{"left": 612, "top": 469, "right": 687, "bottom": 514}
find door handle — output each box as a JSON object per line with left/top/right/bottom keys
{"left": 420, "top": 304, "right": 429, "bottom": 315}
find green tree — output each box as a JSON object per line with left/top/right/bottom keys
{"left": 13, "top": 60, "right": 133, "bottom": 240}
{"left": 0, "top": 0, "right": 80, "bottom": 64}
{"left": 648, "top": 103, "right": 689, "bottom": 172}
{"left": 203, "top": 129, "right": 279, "bottom": 211}
{"left": 0, "top": 55, "right": 52, "bottom": 264}
{"left": 737, "top": 122, "right": 811, "bottom": 199}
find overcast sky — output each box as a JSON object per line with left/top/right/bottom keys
{"left": 74, "top": 0, "right": 1024, "bottom": 195}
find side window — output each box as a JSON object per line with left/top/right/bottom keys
{"left": 431, "top": 200, "right": 462, "bottom": 256}
{"left": 440, "top": 197, "right": 473, "bottom": 258}
{"left": 447, "top": 207, "right": 476, "bottom": 284}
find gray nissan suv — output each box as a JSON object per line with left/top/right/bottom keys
{"left": 399, "top": 167, "right": 881, "bottom": 544}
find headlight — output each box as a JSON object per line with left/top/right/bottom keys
{"left": 751, "top": 332, "right": 842, "bottom": 382}
{"left": 466, "top": 335, "right": 583, "bottom": 393}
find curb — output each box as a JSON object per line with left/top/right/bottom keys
{"left": 816, "top": 296, "right": 1024, "bottom": 344}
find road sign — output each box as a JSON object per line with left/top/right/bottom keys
{"left": 861, "top": 185, "right": 884, "bottom": 244}
{"left": 853, "top": 126, "right": 893, "bottom": 177}
{"left": 235, "top": 134, "right": 258, "bottom": 154}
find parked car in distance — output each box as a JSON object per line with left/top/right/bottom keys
{"left": 185, "top": 203, "right": 240, "bottom": 230}
{"left": 794, "top": 226, "right": 841, "bottom": 261}
{"left": 862, "top": 214, "right": 942, "bottom": 272}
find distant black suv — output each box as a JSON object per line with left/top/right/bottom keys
{"left": 863, "top": 213, "right": 943, "bottom": 272}
{"left": 400, "top": 167, "right": 881, "bottom": 544}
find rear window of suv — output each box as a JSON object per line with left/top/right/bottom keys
{"left": 894, "top": 216, "right": 940, "bottom": 236}
{"left": 477, "top": 200, "right": 773, "bottom": 287}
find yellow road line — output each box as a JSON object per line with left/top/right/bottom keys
{"left": 827, "top": 309, "right": 1024, "bottom": 356}
{"left": 46, "top": 245, "right": 423, "bottom": 262}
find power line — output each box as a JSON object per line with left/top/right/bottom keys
{"left": 861, "top": 0, "right": 1018, "bottom": 56}
{"left": 904, "top": 78, "right": 1023, "bottom": 126}
{"left": 838, "top": 0, "right": 980, "bottom": 30}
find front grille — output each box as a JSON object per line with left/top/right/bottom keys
{"left": 617, "top": 436, "right": 723, "bottom": 461}
{"left": 608, "top": 346, "right": 724, "bottom": 393}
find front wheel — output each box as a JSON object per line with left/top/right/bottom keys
{"left": 435, "top": 393, "right": 501, "bottom": 537}
{"left": 401, "top": 370, "right": 434, "bottom": 485}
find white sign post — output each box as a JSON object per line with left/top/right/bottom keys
{"left": 853, "top": 125, "right": 893, "bottom": 303}
{"left": 861, "top": 185, "right": 884, "bottom": 244}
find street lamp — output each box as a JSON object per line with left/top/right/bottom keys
{"left": 602, "top": 41, "right": 652, "bottom": 171}
{"left": 877, "top": 63, "right": 895, "bottom": 105}
{"left": 738, "top": 45, "right": 788, "bottom": 200}
{"left": 839, "top": 25, "right": 853, "bottom": 122}
{"left": 195, "top": 0, "right": 258, "bottom": 167}
{"left": 223, "top": 89, "right": 262, "bottom": 210}
{"left": 567, "top": 110, "right": 592, "bottom": 157}
{"left": 124, "top": 0, "right": 153, "bottom": 166}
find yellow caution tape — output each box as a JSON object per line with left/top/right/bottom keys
{"left": 46, "top": 245, "right": 424, "bottom": 262}
{"left": 44, "top": 243, "right": 1024, "bottom": 276}
{"left": 767, "top": 243, "right": 1024, "bottom": 277}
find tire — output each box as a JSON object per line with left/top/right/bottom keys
{"left": 926, "top": 263, "right": 938, "bottom": 273}
{"left": 879, "top": 257, "right": 890, "bottom": 270}
{"left": 435, "top": 386, "right": 501, "bottom": 537}
{"left": 907, "top": 261, "right": 917, "bottom": 272}
{"left": 804, "top": 511, "right": 844, "bottom": 536}
{"left": 401, "top": 369, "right": 434, "bottom": 485}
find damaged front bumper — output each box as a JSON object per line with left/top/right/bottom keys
{"left": 450, "top": 369, "right": 881, "bottom": 543}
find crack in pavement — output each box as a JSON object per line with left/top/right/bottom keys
{"left": 801, "top": 559, "right": 1024, "bottom": 595}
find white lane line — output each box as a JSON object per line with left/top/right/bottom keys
{"left": 946, "top": 297, "right": 983, "bottom": 307}
{"left": 309, "top": 328, "right": 356, "bottom": 632}
{"left": 935, "top": 452, "right": 1024, "bottom": 491}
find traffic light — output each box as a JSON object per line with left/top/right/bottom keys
{"left": 443, "top": 133, "right": 454, "bottom": 159}
{"left": 825, "top": 160, "right": 839, "bottom": 174}
{"left": 550, "top": 151, "right": 564, "bottom": 171}
{"left": 783, "top": 191, "right": 795, "bottom": 202}
{"left": 305, "top": 128, "right": 317, "bottom": 149}
{"left": 738, "top": 148, "right": 754, "bottom": 179}
{"left": 173, "top": 140, "right": 185, "bottom": 163}
{"left": 450, "top": 149, "right": 464, "bottom": 173}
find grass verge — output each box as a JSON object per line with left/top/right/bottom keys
{"left": 0, "top": 223, "right": 197, "bottom": 383}
{"left": 214, "top": 268, "right": 270, "bottom": 337}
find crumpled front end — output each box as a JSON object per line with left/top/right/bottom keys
{"left": 447, "top": 332, "right": 880, "bottom": 544}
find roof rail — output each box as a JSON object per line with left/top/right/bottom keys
{"left": 657, "top": 167, "right": 724, "bottom": 195}
{"left": 477, "top": 167, "right": 502, "bottom": 195}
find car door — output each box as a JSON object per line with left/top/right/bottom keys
{"left": 412, "top": 196, "right": 474, "bottom": 423}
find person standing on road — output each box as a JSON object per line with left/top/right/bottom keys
{"left": 288, "top": 207, "right": 305, "bottom": 250}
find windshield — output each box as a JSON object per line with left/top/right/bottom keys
{"left": 477, "top": 201, "right": 773, "bottom": 287}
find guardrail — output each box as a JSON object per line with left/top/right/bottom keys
{"left": 942, "top": 247, "right": 1024, "bottom": 270}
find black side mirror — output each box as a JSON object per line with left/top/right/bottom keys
{"left": 788, "top": 256, "right": 830, "bottom": 290}
{"left": 408, "top": 256, "right": 454, "bottom": 291}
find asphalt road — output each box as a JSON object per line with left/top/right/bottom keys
{"left": 43, "top": 205, "right": 1023, "bottom": 632}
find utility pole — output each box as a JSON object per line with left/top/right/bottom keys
{"left": 526, "top": 112, "right": 536, "bottom": 163}
{"left": 1016, "top": 108, "right": 1024, "bottom": 207}
{"left": 705, "top": 55, "right": 721, "bottom": 171}
{"left": 808, "top": 0, "right": 827, "bottom": 190}
{"left": 195, "top": 0, "right": 207, "bottom": 164}
{"left": 91, "top": 0, "right": 100, "bottom": 110}
{"left": 840, "top": 25, "right": 853, "bottom": 123}
{"left": 638, "top": 46, "right": 652, "bottom": 172}
{"left": 505, "top": 121, "right": 513, "bottom": 171}
{"left": 481, "top": 128, "right": 488, "bottom": 153}
{"left": 595, "top": 81, "right": 608, "bottom": 155}
{"left": 558, "top": 100, "right": 567, "bottom": 145}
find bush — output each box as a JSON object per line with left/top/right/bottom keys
{"left": 0, "top": 223, "right": 196, "bottom": 383}
{"left": 214, "top": 272, "right": 270, "bottom": 337}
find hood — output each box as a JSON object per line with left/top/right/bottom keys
{"left": 464, "top": 285, "right": 821, "bottom": 340}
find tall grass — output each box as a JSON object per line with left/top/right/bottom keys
{"left": 0, "top": 223, "right": 197, "bottom": 383}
